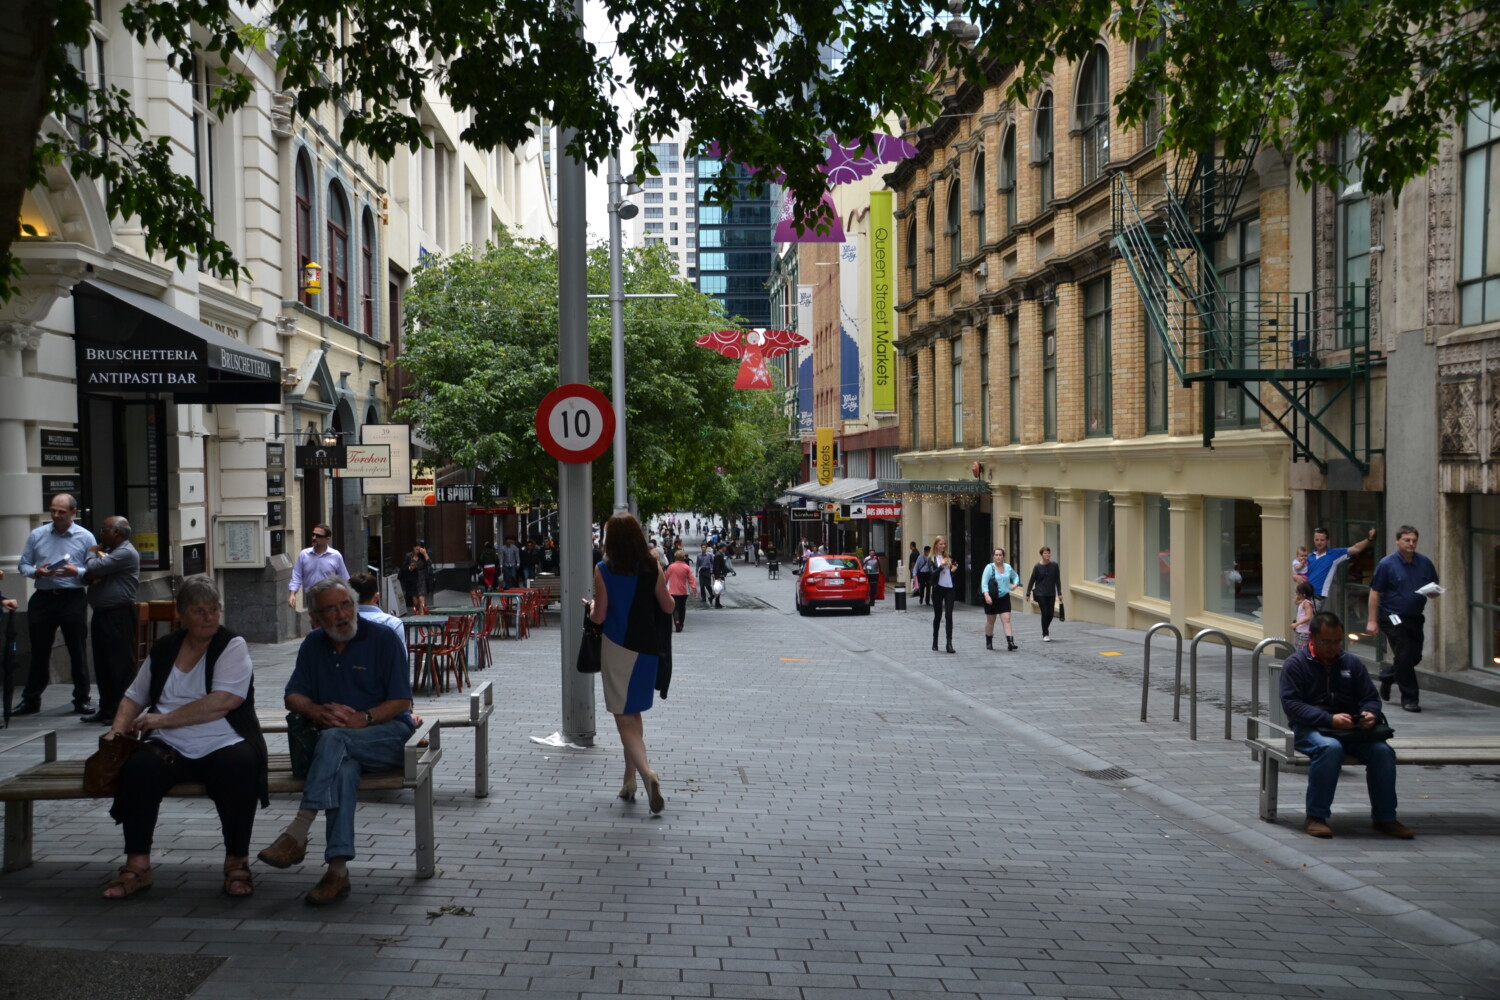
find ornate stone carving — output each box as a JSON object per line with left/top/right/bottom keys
{"left": 271, "top": 92, "right": 295, "bottom": 139}
{"left": 0, "top": 322, "right": 42, "bottom": 351}
{"left": 1439, "top": 379, "right": 1478, "bottom": 457}
{"left": 1489, "top": 373, "right": 1500, "bottom": 459}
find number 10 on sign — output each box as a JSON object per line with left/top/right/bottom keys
{"left": 535, "top": 383, "right": 615, "bottom": 464}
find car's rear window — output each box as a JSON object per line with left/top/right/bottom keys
{"left": 808, "top": 557, "right": 860, "bottom": 572}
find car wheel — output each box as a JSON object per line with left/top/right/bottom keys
{"left": 796, "top": 593, "right": 810, "bottom": 616}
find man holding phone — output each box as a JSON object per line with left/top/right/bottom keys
{"left": 15, "top": 494, "right": 97, "bottom": 715}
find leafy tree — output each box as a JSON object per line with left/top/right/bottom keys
{"left": 14, "top": 1, "right": 1482, "bottom": 301}
{"left": 395, "top": 234, "right": 799, "bottom": 522}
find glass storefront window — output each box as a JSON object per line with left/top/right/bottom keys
{"left": 1312, "top": 490, "right": 1383, "bottom": 661}
{"left": 1086, "top": 491, "right": 1115, "bottom": 585}
{"left": 1203, "top": 498, "right": 1261, "bottom": 621}
{"left": 1143, "top": 493, "right": 1170, "bottom": 600}
{"left": 1469, "top": 496, "right": 1500, "bottom": 673}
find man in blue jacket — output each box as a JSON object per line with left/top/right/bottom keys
{"left": 1280, "top": 611, "right": 1413, "bottom": 840}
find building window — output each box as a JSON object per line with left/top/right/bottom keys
{"left": 1135, "top": 36, "right": 1165, "bottom": 149}
{"left": 1077, "top": 47, "right": 1110, "bottom": 186}
{"left": 327, "top": 183, "right": 351, "bottom": 325}
{"left": 295, "top": 152, "right": 315, "bottom": 307}
{"left": 645, "top": 191, "right": 663, "bottom": 204}
{"left": 1462, "top": 100, "right": 1500, "bottom": 325}
{"left": 1007, "top": 311, "right": 1020, "bottom": 443}
{"left": 905, "top": 221, "right": 918, "bottom": 295}
{"left": 972, "top": 152, "right": 986, "bottom": 246}
{"left": 649, "top": 141, "right": 681, "bottom": 173}
{"left": 1086, "top": 491, "right": 1115, "bottom": 585}
{"left": 909, "top": 361, "right": 921, "bottom": 450}
{"left": 644, "top": 176, "right": 663, "bottom": 189}
{"left": 1042, "top": 301, "right": 1057, "bottom": 441}
{"left": 1336, "top": 132, "right": 1370, "bottom": 346}
{"left": 951, "top": 338, "right": 964, "bottom": 447}
{"left": 190, "top": 58, "right": 218, "bottom": 257}
{"left": 83, "top": 397, "right": 171, "bottom": 571}
{"left": 645, "top": 207, "right": 663, "bottom": 219}
{"left": 361, "top": 208, "right": 376, "bottom": 336}
{"left": 946, "top": 178, "right": 962, "bottom": 270}
{"left": 999, "top": 127, "right": 1017, "bottom": 235}
{"left": 1083, "top": 276, "right": 1112, "bottom": 436}
{"left": 1143, "top": 493, "right": 1171, "bottom": 600}
{"left": 1035, "top": 92, "right": 1054, "bottom": 210}
{"left": 1204, "top": 497, "right": 1262, "bottom": 622}
{"left": 979, "top": 329, "right": 990, "bottom": 445}
{"left": 1215, "top": 217, "right": 1260, "bottom": 427}
{"left": 925, "top": 199, "right": 935, "bottom": 274}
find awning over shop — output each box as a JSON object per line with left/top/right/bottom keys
{"left": 73, "top": 281, "right": 282, "bottom": 404}
{"left": 779, "top": 477, "right": 886, "bottom": 504}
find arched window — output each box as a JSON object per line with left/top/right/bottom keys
{"left": 925, "top": 199, "right": 935, "bottom": 274}
{"left": 971, "top": 152, "right": 986, "bottom": 246}
{"left": 1035, "top": 92, "right": 1054, "bottom": 209}
{"left": 1134, "top": 36, "right": 1165, "bottom": 149}
{"left": 295, "top": 152, "right": 314, "bottom": 306}
{"left": 946, "top": 178, "right": 962, "bottom": 270}
{"left": 905, "top": 220, "right": 918, "bottom": 295}
{"left": 1077, "top": 46, "right": 1111, "bottom": 185}
{"left": 999, "top": 127, "right": 1017, "bottom": 234}
{"left": 361, "top": 207, "right": 377, "bottom": 336}
{"left": 327, "top": 184, "right": 350, "bottom": 325}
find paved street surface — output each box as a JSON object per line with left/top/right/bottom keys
{"left": 1, "top": 547, "right": 1498, "bottom": 999}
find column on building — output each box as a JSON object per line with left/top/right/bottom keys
{"left": 1111, "top": 492, "right": 1143, "bottom": 628}
{"left": 1166, "top": 492, "right": 1203, "bottom": 635}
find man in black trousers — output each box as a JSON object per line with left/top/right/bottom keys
{"left": 14, "top": 494, "right": 96, "bottom": 714}
{"left": 82, "top": 516, "right": 141, "bottom": 723}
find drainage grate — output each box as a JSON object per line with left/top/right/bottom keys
{"left": 1074, "top": 766, "right": 1134, "bottom": 781}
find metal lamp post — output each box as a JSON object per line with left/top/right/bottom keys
{"left": 606, "top": 154, "right": 641, "bottom": 514}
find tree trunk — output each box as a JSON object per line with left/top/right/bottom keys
{"left": 0, "top": 0, "right": 58, "bottom": 288}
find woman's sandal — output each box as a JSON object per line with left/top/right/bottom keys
{"left": 102, "top": 865, "right": 152, "bottom": 899}
{"left": 222, "top": 861, "right": 254, "bottom": 898}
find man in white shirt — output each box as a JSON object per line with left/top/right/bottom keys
{"left": 288, "top": 524, "right": 350, "bottom": 611}
{"left": 349, "top": 573, "right": 404, "bottom": 640}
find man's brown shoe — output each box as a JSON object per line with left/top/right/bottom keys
{"left": 1303, "top": 816, "right": 1334, "bottom": 838}
{"left": 256, "top": 833, "right": 308, "bottom": 869}
{"left": 1372, "top": 820, "right": 1415, "bottom": 839}
{"left": 305, "top": 869, "right": 351, "bottom": 906}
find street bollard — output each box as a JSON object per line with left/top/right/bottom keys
{"left": 893, "top": 584, "right": 907, "bottom": 612}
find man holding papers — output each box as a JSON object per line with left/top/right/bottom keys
{"left": 1366, "top": 526, "right": 1441, "bottom": 713}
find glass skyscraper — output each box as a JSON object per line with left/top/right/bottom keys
{"left": 695, "top": 159, "right": 775, "bottom": 326}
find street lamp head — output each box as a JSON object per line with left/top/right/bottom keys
{"left": 618, "top": 202, "right": 640, "bottom": 221}
{"left": 625, "top": 180, "right": 645, "bottom": 197}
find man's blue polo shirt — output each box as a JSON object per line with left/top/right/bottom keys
{"left": 286, "top": 618, "right": 415, "bottom": 728}
{"left": 1304, "top": 546, "right": 1349, "bottom": 597}
{"left": 1369, "top": 550, "right": 1440, "bottom": 620}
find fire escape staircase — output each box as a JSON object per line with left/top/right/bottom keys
{"left": 1111, "top": 148, "right": 1377, "bottom": 475}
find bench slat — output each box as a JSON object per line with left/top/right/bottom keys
{"left": 0, "top": 754, "right": 407, "bottom": 801}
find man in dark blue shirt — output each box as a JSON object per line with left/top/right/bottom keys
{"left": 1365, "top": 525, "right": 1440, "bottom": 713}
{"left": 257, "top": 577, "right": 414, "bottom": 905}
{"left": 1280, "top": 611, "right": 1412, "bottom": 840}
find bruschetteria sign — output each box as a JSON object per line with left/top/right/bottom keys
{"left": 869, "top": 191, "right": 895, "bottom": 413}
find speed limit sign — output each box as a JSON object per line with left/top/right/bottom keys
{"left": 535, "top": 383, "right": 615, "bottom": 464}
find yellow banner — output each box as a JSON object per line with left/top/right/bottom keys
{"left": 816, "top": 427, "right": 834, "bottom": 485}
{"left": 870, "top": 190, "right": 895, "bottom": 413}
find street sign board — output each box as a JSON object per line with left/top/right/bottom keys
{"left": 295, "top": 444, "right": 346, "bottom": 469}
{"left": 790, "top": 507, "right": 821, "bottom": 521}
{"left": 437, "top": 484, "right": 478, "bottom": 504}
{"left": 847, "top": 503, "right": 868, "bottom": 519}
{"left": 333, "top": 444, "right": 392, "bottom": 479}
{"left": 535, "top": 383, "right": 614, "bottom": 464}
{"left": 865, "top": 503, "right": 902, "bottom": 518}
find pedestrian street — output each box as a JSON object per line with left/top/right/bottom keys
{"left": 0, "top": 561, "right": 1496, "bottom": 999}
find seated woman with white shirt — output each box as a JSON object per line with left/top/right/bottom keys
{"left": 102, "top": 575, "right": 268, "bottom": 899}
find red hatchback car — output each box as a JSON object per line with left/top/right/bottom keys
{"left": 795, "top": 555, "right": 871, "bottom": 615}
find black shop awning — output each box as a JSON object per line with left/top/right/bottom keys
{"left": 73, "top": 281, "right": 282, "bottom": 404}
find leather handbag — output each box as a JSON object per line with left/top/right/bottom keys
{"left": 576, "top": 617, "right": 602, "bottom": 673}
{"left": 83, "top": 732, "right": 142, "bottom": 796}
{"left": 286, "top": 712, "right": 320, "bottom": 779}
{"left": 1057, "top": 599, "right": 1066, "bottom": 622}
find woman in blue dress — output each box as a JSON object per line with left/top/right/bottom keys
{"left": 586, "top": 512, "right": 675, "bottom": 814}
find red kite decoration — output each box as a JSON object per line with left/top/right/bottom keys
{"left": 695, "top": 328, "right": 808, "bottom": 389}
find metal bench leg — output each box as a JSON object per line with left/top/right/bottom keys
{"left": 5, "top": 800, "right": 34, "bottom": 872}
{"left": 414, "top": 771, "right": 435, "bottom": 879}
{"left": 1259, "top": 756, "right": 1279, "bottom": 822}
{"left": 475, "top": 717, "right": 489, "bottom": 799}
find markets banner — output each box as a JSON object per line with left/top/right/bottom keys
{"left": 797, "top": 284, "right": 814, "bottom": 435}
{"left": 870, "top": 191, "right": 895, "bottom": 413}
{"left": 839, "top": 241, "right": 861, "bottom": 419}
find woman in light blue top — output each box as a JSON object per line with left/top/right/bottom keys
{"left": 981, "top": 548, "right": 1021, "bottom": 651}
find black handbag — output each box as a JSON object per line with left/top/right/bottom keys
{"left": 1057, "top": 599, "right": 1066, "bottom": 622}
{"left": 287, "top": 712, "right": 320, "bottom": 779}
{"left": 576, "top": 618, "right": 602, "bottom": 673}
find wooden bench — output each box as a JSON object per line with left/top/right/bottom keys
{"left": 1245, "top": 716, "right": 1500, "bottom": 822}
{"left": 257, "top": 680, "right": 494, "bottom": 798}
{"left": 0, "top": 719, "right": 442, "bottom": 878}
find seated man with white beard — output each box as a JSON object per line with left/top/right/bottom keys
{"left": 256, "top": 577, "right": 415, "bottom": 905}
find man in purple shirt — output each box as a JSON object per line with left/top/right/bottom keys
{"left": 287, "top": 524, "right": 350, "bottom": 611}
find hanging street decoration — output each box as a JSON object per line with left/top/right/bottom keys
{"left": 694, "top": 328, "right": 809, "bottom": 389}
